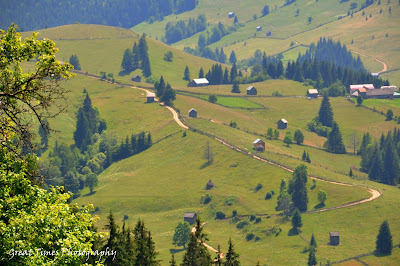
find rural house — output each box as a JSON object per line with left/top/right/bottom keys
{"left": 188, "top": 108, "right": 197, "bottom": 118}
{"left": 365, "top": 87, "right": 397, "bottom": 99}
{"left": 228, "top": 12, "right": 235, "bottom": 18}
{"left": 191, "top": 78, "right": 209, "bottom": 87}
{"left": 247, "top": 86, "right": 257, "bottom": 95}
{"left": 146, "top": 92, "right": 155, "bottom": 103}
{"left": 307, "top": 89, "right": 318, "bottom": 98}
{"left": 349, "top": 84, "right": 374, "bottom": 92}
{"left": 253, "top": 139, "right": 265, "bottom": 151}
{"left": 351, "top": 87, "right": 367, "bottom": 98}
{"left": 184, "top": 212, "right": 197, "bottom": 225}
{"left": 131, "top": 75, "right": 141, "bottom": 82}
{"left": 329, "top": 231, "right": 340, "bottom": 245}
{"left": 256, "top": 26, "right": 262, "bottom": 31}
{"left": 277, "top": 118, "right": 288, "bottom": 129}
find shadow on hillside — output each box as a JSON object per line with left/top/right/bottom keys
{"left": 82, "top": 191, "right": 97, "bottom": 197}
{"left": 118, "top": 70, "right": 131, "bottom": 76}
{"left": 200, "top": 160, "right": 213, "bottom": 169}
{"left": 170, "top": 248, "right": 185, "bottom": 254}
{"left": 288, "top": 228, "right": 299, "bottom": 236}
{"left": 314, "top": 203, "right": 325, "bottom": 209}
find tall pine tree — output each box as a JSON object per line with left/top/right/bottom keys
{"left": 318, "top": 96, "right": 334, "bottom": 127}
{"left": 376, "top": 220, "right": 393, "bottom": 255}
{"left": 326, "top": 122, "right": 346, "bottom": 154}
{"left": 224, "top": 238, "right": 240, "bottom": 265}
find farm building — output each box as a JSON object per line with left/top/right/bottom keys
{"left": 184, "top": 212, "right": 197, "bottom": 225}
{"left": 349, "top": 84, "right": 374, "bottom": 92}
{"left": 329, "top": 231, "right": 340, "bottom": 245}
{"left": 191, "top": 78, "right": 209, "bottom": 87}
{"left": 266, "top": 31, "right": 272, "bottom": 37}
{"left": 146, "top": 92, "right": 155, "bottom": 103}
{"left": 256, "top": 26, "right": 262, "bottom": 31}
{"left": 371, "top": 73, "right": 379, "bottom": 77}
{"left": 188, "top": 108, "right": 197, "bottom": 118}
{"left": 247, "top": 86, "right": 257, "bottom": 95}
{"left": 206, "top": 180, "right": 215, "bottom": 190}
{"left": 307, "top": 89, "right": 318, "bottom": 98}
{"left": 277, "top": 118, "right": 288, "bottom": 129}
{"left": 365, "top": 87, "right": 397, "bottom": 99}
{"left": 253, "top": 139, "right": 265, "bottom": 151}
{"left": 131, "top": 75, "right": 141, "bottom": 82}
{"left": 228, "top": 12, "right": 235, "bottom": 18}
{"left": 351, "top": 87, "right": 367, "bottom": 98}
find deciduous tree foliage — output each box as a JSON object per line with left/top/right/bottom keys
{"left": 173, "top": 222, "right": 191, "bottom": 248}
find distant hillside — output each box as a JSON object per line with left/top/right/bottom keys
{"left": 0, "top": 0, "right": 197, "bottom": 31}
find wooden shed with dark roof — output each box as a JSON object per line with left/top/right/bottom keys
{"left": 131, "top": 75, "right": 141, "bottom": 82}
{"left": 253, "top": 139, "right": 265, "bottom": 151}
{"left": 189, "top": 108, "right": 197, "bottom": 118}
{"left": 247, "top": 86, "right": 257, "bottom": 95}
{"left": 277, "top": 118, "right": 288, "bottom": 129}
{"left": 206, "top": 180, "right": 215, "bottom": 190}
{"left": 184, "top": 212, "right": 197, "bottom": 225}
{"left": 329, "top": 231, "right": 340, "bottom": 245}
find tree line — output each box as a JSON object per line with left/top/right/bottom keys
{"left": 298, "top": 37, "right": 365, "bottom": 72}
{"left": 121, "top": 34, "right": 151, "bottom": 77}
{"left": 360, "top": 129, "right": 400, "bottom": 185}
{"left": 164, "top": 14, "right": 207, "bottom": 44}
{"left": 1, "top": 0, "right": 198, "bottom": 31}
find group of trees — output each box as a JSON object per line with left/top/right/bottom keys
{"left": 164, "top": 14, "right": 207, "bottom": 44}
{"left": 360, "top": 129, "right": 400, "bottom": 185}
{"left": 308, "top": 96, "right": 346, "bottom": 154}
{"left": 69, "top": 54, "right": 81, "bottom": 70}
{"left": 184, "top": 46, "right": 228, "bottom": 63}
{"left": 1, "top": 0, "right": 198, "bottom": 31}
{"left": 121, "top": 34, "right": 151, "bottom": 77}
{"left": 201, "top": 63, "right": 243, "bottom": 85}
{"left": 154, "top": 76, "right": 177, "bottom": 106}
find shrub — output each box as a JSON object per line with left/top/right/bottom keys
{"left": 215, "top": 211, "right": 226, "bottom": 220}
{"left": 255, "top": 217, "right": 262, "bottom": 223}
{"left": 208, "top": 94, "right": 217, "bottom": 103}
{"left": 255, "top": 183, "right": 263, "bottom": 192}
{"left": 255, "top": 236, "right": 262, "bottom": 241}
{"left": 230, "top": 216, "right": 240, "bottom": 223}
{"left": 265, "top": 192, "right": 272, "bottom": 200}
{"left": 201, "top": 194, "right": 212, "bottom": 204}
{"left": 224, "top": 196, "right": 237, "bottom": 206}
{"left": 246, "top": 233, "right": 255, "bottom": 241}
{"left": 232, "top": 210, "right": 237, "bottom": 217}
{"left": 124, "top": 214, "right": 129, "bottom": 220}
{"left": 236, "top": 220, "right": 249, "bottom": 229}
{"left": 270, "top": 190, "right": 275, "bottom": 195}
{"left": 249, "top": 215, "right": 256, "bottom": 221}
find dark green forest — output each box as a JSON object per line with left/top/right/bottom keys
{"left": 0, "top": 0, "right": 198, "bottom": 31}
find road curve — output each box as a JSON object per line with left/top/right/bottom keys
{"left": 352, "top": 51, "right": 388, "bottom": 73}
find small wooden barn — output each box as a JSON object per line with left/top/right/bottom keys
{"left": 253, "top": 139, "right": 265, "bottom": 152}
{"left": 189, "top": 108, "right": 197, "bottom": 118}
{"left": 146, "top": 92, "right": 155, "bottom": 103}
{"left": 184, "top": 212, "right": 197, "bottom": 225}
{"left": 266, "top": 31, "right": 272, "bottom": 37}
{"left": 206, "top": 180, "right": 215, "bottom": 190}
{"left": 191, "top": 78, "right": 209, "bottom": 87}
{"left": 256, "top": 26, "right": 262, "bottom": 31}
{"left": 329, "top": 231, "right": 340, "bottom": 245}
{"left": 307, "top": 89, "right": 318, "bottom": 98}
{"left": 131, "top": 75, "right": 141, "bottom": 82}
{"left": 228, "top": 12, "right": 235, "bottom": 18}
{"left": 277, "top": 118, "right": 288, "bottom": 129}
{"left": 247, "top": 86, "right": 257, "bottom": 95}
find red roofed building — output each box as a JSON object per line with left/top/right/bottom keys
{"left": 349, "top": 84, "right": 374, "bottom": 91}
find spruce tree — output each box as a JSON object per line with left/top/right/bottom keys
{"left": 291, "top": 208, "right": 302, "bottom": 228}
{"left": 160, "top": 83, "right": 176, "bottom": 106}
{"left": 184, "top": 66, "right": 190, "bottom": 81}
{"left": 326, "top": 122, "right": 346, "bottom": 154}
{"left": 230, "top": 63, "right": 237, "bottom": 82}
{"left": 229, "top": 50, "right": 237, "bottom": 64}
{"left": 170, "top": 254, "right": 177, "bottom": 266}
{"left": 104, "top": 211, "right": 125, "bottom": 265}
{"left": 224, "top": 238, "right": 240, "bottom": 265}
{"left": 306, "top": 152, "right": 311, "bottom": 163}
{"left": 318, "top": 96, "right": 334, "bottom": 127}
{"left": 382, "top": 134, "right": 400, "bottom": 185}
{"left": 69, "top": 54, "right": 81, "bottom": 70}
{"left": 132, "top": 42, "right": 140, "bottom": 70}
{"left": 308, "top": 248, "right": 317, "bottom": 265}
{"left": 132, "top": 219, "right": 159, "bottom": 265}
{"left": 368, "top": 145, "right": 384, "bottom": 181}
{"left": 182, "top": 217, "right": 211, "bottom": 265}
{"left": 310, "top": 233, "right": 317, "bottom": 248}
{"left": 199, "top": 67, "right": 204, "bottom": 78}
{"left": 155, "top": 76, "right": 166, "bottom": 98}
{"left": 121, "top": 48, "right": 134, "bottom": 72}
{"left": 376, "top": 220, "right": 393, "bottom": 255}
{"left": 291, "top": 164, "right": 308, "bottom": 212}
{"left": 139, "top": 34, "right": 151, "bottom": 77}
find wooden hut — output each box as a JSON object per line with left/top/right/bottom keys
{"left": 307, "top": 89, "right": 318, "bottom": 98}
{"left": 146, "top": 92, "right": 155, "bottom": 103}
{"left": 277, "top": 118, "right": 288, "bottom": 129}
{"left": 189, "top": 108, "right": 197, "bottom": 118}
{"left": 228, "top": 12, "right": 235, "bottom": 18}
{"left": 329, "top": 231, "right": 340, "bottom": 245}
{"left": 191, "top": 78, "right": 209, "bottom": 87}
{"left": 131, "top": 75, "right": 141, "bottom": 82}
{"left": 253, "top": 139, "right": 265, "bottom": 151}
{"left": 184, "top": 212, "right": 197, "bottom": 225}
{"left": 247, "top": 86, "right": 257, "bottom": 95}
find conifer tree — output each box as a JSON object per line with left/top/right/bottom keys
{"left": 349, "top": 168, "right": 353, "bottom": 177}
{"left": 310, "top": 234, "right": 317, "bottom": 248}
{"left": 382, "top": 134, "right": 400, "bottom": 185}
{"left": 291, "top": 208, "right": 302, "bottom": 228}
{"left": 170, "top": 254, "right": 177, "bottom": 266}
{"left": 368, "top": 145, "right": 384, "bottom": 181}
{"left": 326, "top": 122, "right": 346, "bottom": 154}
{"left": 224, "top": 238, "right": 240, "bottom": 265}
{"left": 294, "top": 129, "right": 304, "bottom": 145}
{"left": 160, "top": 83, "right": 176, "bottom": 106}
{"left": 318, "top": 96, "right": 334, "bottom": 127}
{"left": 308, "top": 248, "right": 317, "bottom": 265}
{"left": 291, "top": 164, "right": 308, "bottom": 212}
{"left": 132, "top": 42, "right": 140, "bottom": 70}
{"left": 231, "top": 81, "right": 240, "bottom": 93}
{"left": 182, "top": 217, "right": 211, "bottom": 265}
{"left": 376, "top": 220, "right": 393, "bottom": 255}
{"left": 104, "top": 211, "right": 125, "bottom": 265}
{"left": 155, "top": 76, "right": 166, "bottom": 98}
{"left": 230, "top": 63, "right": 237, "bottom": 83}
{"left": 280, "top": 179, "right": 287, "bottom": 194}
{"left": 306, "top": 152, "right": 311, "bottom": 163}
{"left": 229, "top": 50, "right": 237, "bottom": 64}
{"left": 184, "top": 65, "right": 190, "bottom": 81}
{"left": 132, "top": 219, "right": 159, "bottom": 265}
{"left": 121, "top": 48, "right": 134, "bottom": 72}
{"left": 199, "top": 67, "right": 204, "bottom": 78}
{"left": 139, "top": 34, "right": 151, "bottom": 77}
{"left": 69, "top": 54, "right": 81, "bottom": 70}
{"left": 267, "top": 128, "right": 273, "bottom": 139}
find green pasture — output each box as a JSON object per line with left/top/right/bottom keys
{"left": 180, "top": 92, "right": 264, "bottom": 108}
{"left": 360, "top": 98, "right": 400, "bottom": 119}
